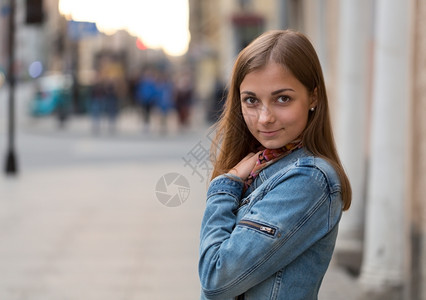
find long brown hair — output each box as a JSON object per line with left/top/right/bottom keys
{"left": 210, "top": 29, "right": 351, "bottom": 210}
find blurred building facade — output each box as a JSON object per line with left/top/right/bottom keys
{"left": 0, "top": 0, "right": 171, "bottom": 95}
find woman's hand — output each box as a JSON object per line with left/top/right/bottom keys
{"left": 228, "top": 151, "right": 260, "bottom": 180}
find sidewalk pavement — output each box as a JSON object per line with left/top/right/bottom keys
{"left": 0, "top": 112, "right": 363, "bottom": 299}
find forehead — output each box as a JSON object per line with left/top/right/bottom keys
{"left": 240, "top": 62, "right": 306, "bottom": 92}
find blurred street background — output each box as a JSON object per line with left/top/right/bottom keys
{"left": 0, "top": 117, "right": 208, "bottom": 299}
{"left": 1, "top": 0, "right": 426, "bottom": 299}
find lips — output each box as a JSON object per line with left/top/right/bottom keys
{"left": 258, "top": 129, "right": 282, "bottom": 137}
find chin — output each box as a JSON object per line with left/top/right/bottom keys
{"left": 259, "top": 140, "right": 286, "bottom": 149}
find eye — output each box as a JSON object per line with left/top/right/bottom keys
{"left": 243, "top": 97, "right": 258, "bottom": 106}
{"left": 277, "top": 95, "right": 291, "bottom": 104}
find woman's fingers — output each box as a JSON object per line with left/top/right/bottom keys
{"left": 228, "top": 151, "right": 261, "bottom": 180}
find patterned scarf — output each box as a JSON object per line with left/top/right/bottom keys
{"left": 244, "top": 139, "right": 303, "bottom": 192}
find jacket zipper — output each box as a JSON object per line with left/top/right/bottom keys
{"left": 238, "top": 220, "right": 276, "bottom": 236}
{"left": 238, "top": 198, "right": 250, "bottom": 208}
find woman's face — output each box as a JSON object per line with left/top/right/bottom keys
{"left": 240, "top": 62, "right": 316, "bottom": 149}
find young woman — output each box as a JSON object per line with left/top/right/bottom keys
{"left": 198, "top": 30, "right": 351, "bottom": 300}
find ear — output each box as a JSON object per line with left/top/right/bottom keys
{"left": 309, "top": 87, "right": 318, "bottom": 109}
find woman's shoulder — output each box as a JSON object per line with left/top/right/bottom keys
{"left": 296, "top": 156, "right": 339, "bottom": 182}
{"left": 270, "top": 150, "right": 341, "bottom": 191}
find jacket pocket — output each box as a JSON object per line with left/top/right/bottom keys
{"left": 238, "top": 219, "right": 278, "bottom": 237}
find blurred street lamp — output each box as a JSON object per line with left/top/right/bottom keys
{"left": 4, "top": 0, "right": 18, "bottom": 175}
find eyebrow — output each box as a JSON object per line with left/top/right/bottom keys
{"left": 240, "top": 88, "right": 295, "bottom": 96}
{"left": 271, "top": 88, "right": 295, "bottom": 95}
{"left": 240, "top": 91, "right": 256, "bottom": 96}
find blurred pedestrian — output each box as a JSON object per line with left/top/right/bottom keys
{"left": 156, "top": 72, "right": 175, "bottom": 134}
{"left": 174, "top": 72, "right": 193, "bottom": 129}
{"left": 206, "top": 77, "right": 227, "bottom": 124}
{"left": 136, "top": 68, "right": 159, "bottom": 132}
{"left": 89, "top": 55, "right": 124, "bottom": 135}
{"left": 199, "top": 30, "right": 352, "bottom": 299}
{"left": 90, "top": 73, "right": 106, "bottom": 134}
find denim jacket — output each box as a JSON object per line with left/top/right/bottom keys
{"left": 199, "top": 148, "right": 343, "bottom": 300}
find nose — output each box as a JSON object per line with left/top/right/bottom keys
{"left": 258, "top": 104, "right": 275, "bottom": 125}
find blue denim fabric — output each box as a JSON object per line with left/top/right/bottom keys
{"left": 199, "top": 148, "right": 343, "bottom": 300}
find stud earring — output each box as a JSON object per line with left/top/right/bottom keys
{"left": 310, "top": 107, "right": 315, "bottom": 111}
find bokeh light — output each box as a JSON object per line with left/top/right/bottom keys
{"left": 28, "top": 61, "right": 43, "bottom": 78}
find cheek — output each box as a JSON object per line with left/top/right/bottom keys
{"left": 242, "top": 108, "right": 257, "bottom": 129}
{"left": 281, "top": 109, "right": 309, "bottom": 128}
{"left": 296, "top": 111, "right": 310, "bottom": 130}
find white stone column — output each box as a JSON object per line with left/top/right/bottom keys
{"left": 334, "top": 0, "right": 370, "bottom": 271}
{"left": 408, "top": 1, "right": 425, "bottom": 298}
{"left": 359, "top": 0, "right": 411, "bottom": 296}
